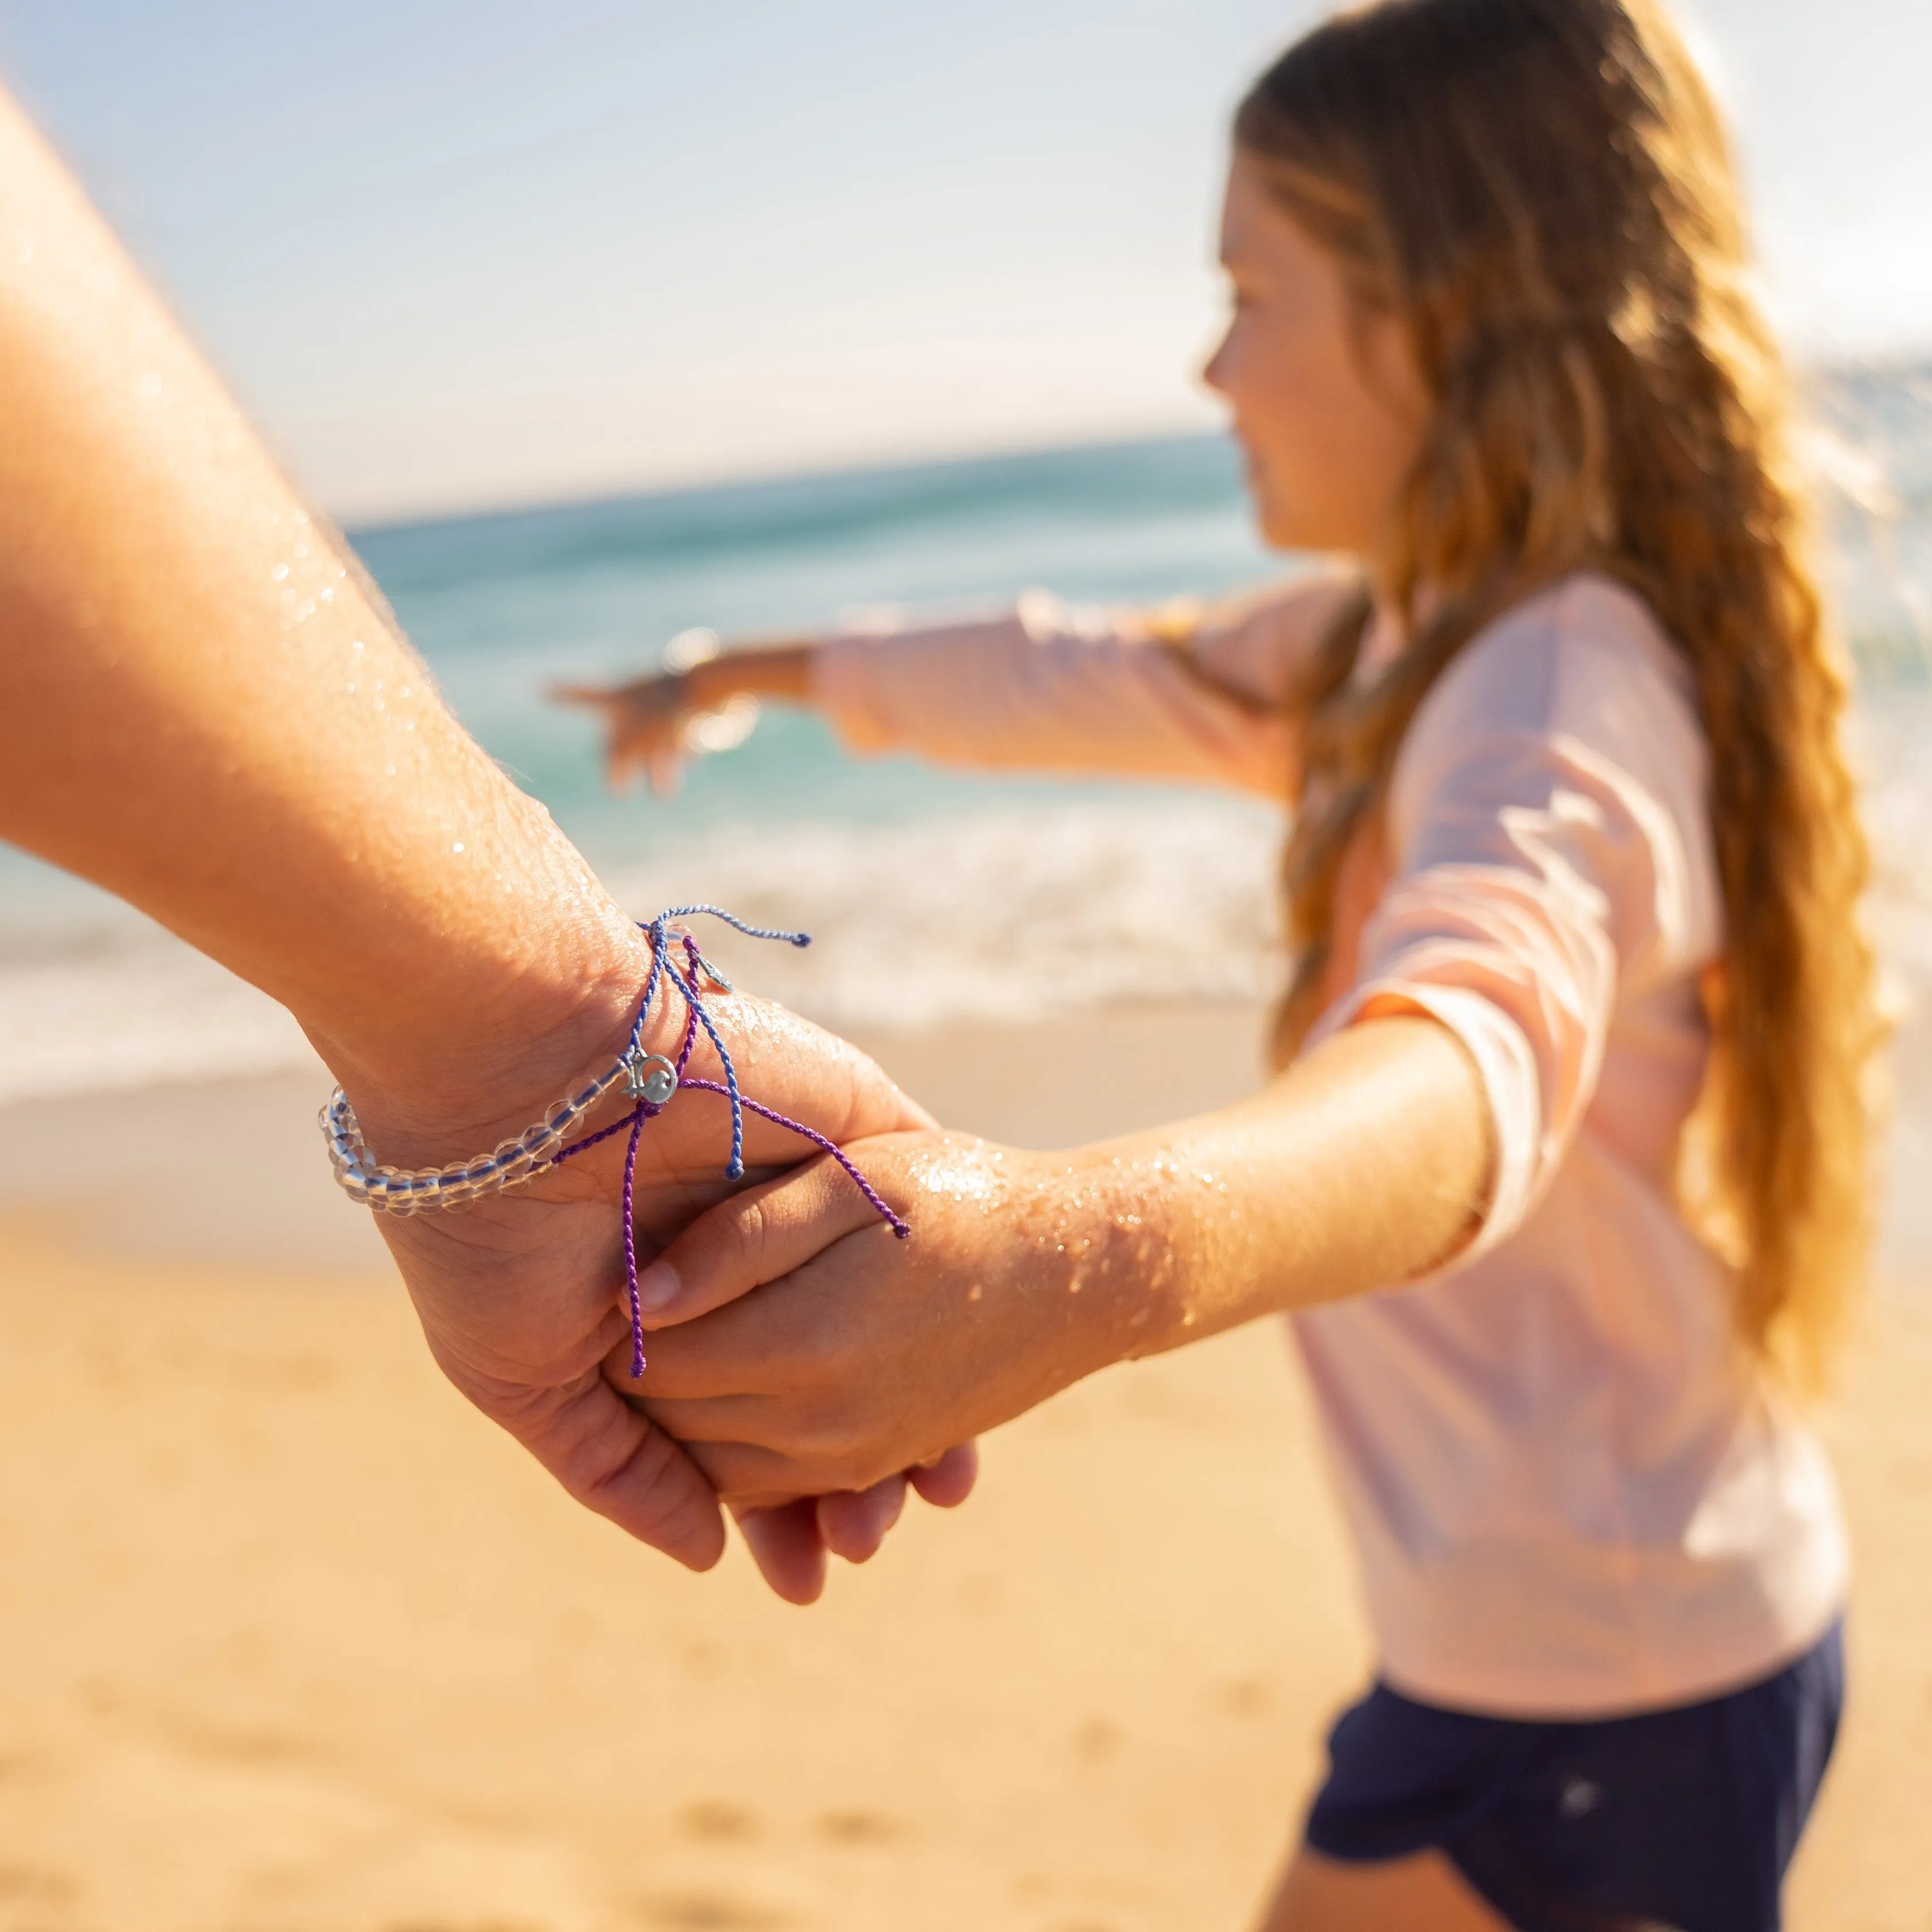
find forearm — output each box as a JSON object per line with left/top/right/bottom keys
{"left": 1071, "top": 1015, "right": 1492, "bottom": 1365}
{"left": 622, "top": 1013, "right": 1491, "bottom": 1507}
{"left": 0, "top": 91, "right": 646, "bottom": 1135}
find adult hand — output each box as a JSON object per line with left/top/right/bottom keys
{"left": 341, "top": 976, "right": 977, "bottom": 1595}
{"left": 615, "top": 1133, "right": 1154, "bottom": 1509}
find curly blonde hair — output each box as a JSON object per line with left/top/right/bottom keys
{"left": 1238, "top": 0, "right": 1879, "bottom": 1386}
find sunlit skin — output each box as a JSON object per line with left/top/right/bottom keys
{"left": 623, "top": 152, "right": 1502, "bottom": 1925}
{"left": 0, "top": 86, "right": 977, "bottom": 1603}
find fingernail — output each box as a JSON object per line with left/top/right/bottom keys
{"left": 635, "top": 1260, "right": 681, "bottom": 1315}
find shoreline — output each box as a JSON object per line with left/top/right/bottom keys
{"left": 0, "top": 1005, "right": 1926, "bottom": 1927}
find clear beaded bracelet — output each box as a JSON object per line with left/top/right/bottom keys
{"left": 320, "top": 905, "right": 911, "bottom": 1373}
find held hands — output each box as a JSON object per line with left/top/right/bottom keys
{"left": 352, "top": 988, "right": 977, "bottom": 1600}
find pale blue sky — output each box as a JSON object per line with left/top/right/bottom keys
{"left": 2, "top": 1, "right": 1926, "bottom": 521}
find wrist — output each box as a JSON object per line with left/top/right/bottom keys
{"left": 678, "top": 660, "right": 723, "bottom": 711}
{"left": 310, "top": 905, "right": 664, "bottom": 1173}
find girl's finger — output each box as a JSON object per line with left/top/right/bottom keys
{"left": 734, "top": 1498, "right": 828, "bottom": 1605}
{"left": 634, "top": 1157, "right": 886, "bottom": 1330}
{"left": 815, "top": 1475, "right": 908, "bottom": 1564}
{"left": 907, "top": 1440, "right": 979, "bottom": 1510}
{"left": 605, "top": 740, "right": 642, "bottom": 793}
{"left": 545, "top": 680, "right": 616, "bottom": 708}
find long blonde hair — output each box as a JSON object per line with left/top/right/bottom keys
{"left": 1237, "top": 0, "right": 1878, "bottom": 1386}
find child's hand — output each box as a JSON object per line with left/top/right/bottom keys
{"left": 616, "top": 1133, "right": 1139, "bottom": 1551}
{"left": 730, "top": 1442, "right": 980, "bottom": 1606}
{"left": 624, "top": 1132, "right": 987, "bottom": 1604}
{"left": 549, "top": 672, "right": 695, "bottom": 796}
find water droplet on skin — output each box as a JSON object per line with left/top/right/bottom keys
{"left": 450, "top": 841, "right": 465, "bottom": 854}
{"left": 350, "top": 639, "right": 365, "bottom": 653}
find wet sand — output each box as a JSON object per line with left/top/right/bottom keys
{"left": 0, "top": 1008, "right": 1925, "bottom": 1930}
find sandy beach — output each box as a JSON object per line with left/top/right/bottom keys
{"left": 0, "top": 1006, "right": 1926, "bottom": 1931}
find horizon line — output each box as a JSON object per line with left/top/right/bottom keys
{"left": 338, "top": 417, "right": 1227, "bottom": 541}
{"left": 335, "top": 348, "right": 1930, "bottom": 541}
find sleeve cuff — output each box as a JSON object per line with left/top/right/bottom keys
{"left": 1308, "top": 980, "right": 1544, "bottom": 1265}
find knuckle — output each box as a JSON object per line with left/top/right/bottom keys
{"left": 734, "top": 1193, "right": 774, "bottom": 1273}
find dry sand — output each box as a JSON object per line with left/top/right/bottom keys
{"left": 0, "top": 1007, "right": 1925, "bottom": 1931}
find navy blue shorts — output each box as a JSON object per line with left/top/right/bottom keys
{"left": 1304, "top": 1622, "right": 1843, "bottom": 1932}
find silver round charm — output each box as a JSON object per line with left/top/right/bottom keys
{"left": 625, "top": 1051, "right": 680, "bottom": 1107}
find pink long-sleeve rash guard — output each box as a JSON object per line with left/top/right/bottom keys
{"left": 811, "top": 571, "right": 1845, "bottom": 1718}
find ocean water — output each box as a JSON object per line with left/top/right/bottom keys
{"left": 3, "top": 375, "right": 1931, "bottom": 1119}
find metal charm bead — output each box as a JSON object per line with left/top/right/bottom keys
{"left": 625, "top": 1051, "right": 680, "bottom": 1107}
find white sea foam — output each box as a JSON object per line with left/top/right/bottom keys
{"left": 601, "top": 795, "right": 1286, "bottom": 1035}
{"left": 0, "top": 795, "right": 1283, "bottom": 1107}
{"left": 13, "top": 720, "right": 1932, "bottom": 1117}
{"left": 0, "top": 916, "right": 318, "bottom": 1106}
{"left": 12, "top": 699, "right": 1932, "bottom": 1123}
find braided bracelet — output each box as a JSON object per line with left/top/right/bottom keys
{"left": 320, "top": 905, "right": 911, "bottom": 1373}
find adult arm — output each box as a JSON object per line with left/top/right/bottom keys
{"left": 0, "top": 86, "right": 950, "bottom": 1576}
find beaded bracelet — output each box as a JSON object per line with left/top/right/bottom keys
{"left": 320, "top": 905, "right": 912, "bottom": 1373}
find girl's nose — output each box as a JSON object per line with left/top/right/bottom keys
{"left": 1201, "top": 328, "right": 1234, "bottom": 397}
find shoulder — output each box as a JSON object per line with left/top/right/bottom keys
{"left": 1400, "top": 572, "right": 1708, "bottom": 803}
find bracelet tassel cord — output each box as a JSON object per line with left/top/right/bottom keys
{"left": 321, "top": 906, "right": 912, "bottom": 1375}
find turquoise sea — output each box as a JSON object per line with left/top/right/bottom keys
{"left": 2, "top": 370, "right": 1930, "bottom": 1121}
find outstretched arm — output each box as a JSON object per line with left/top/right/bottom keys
{"left": 0, "top": 85, "right": 952, "bottom": 1584}
{"left": 555, "top": 579, "right": 1360, "bottom": 798}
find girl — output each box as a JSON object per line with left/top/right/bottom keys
{"left": 569, "top": 2, "right": 1877, "bottom": 1925}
